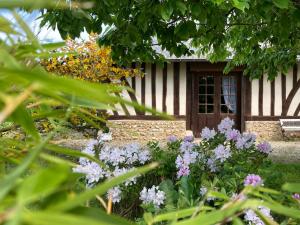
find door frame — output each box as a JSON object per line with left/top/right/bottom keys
{"left": 186, "top": 62, "right": 245, "bottom": 134}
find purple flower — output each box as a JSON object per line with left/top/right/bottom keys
{"left": 292, "top": 193, "right": 300, "bottom": 200}
{"left": 257, "top": 141, "right": 272, "bottom": 154}
{"left": 180, "top": 141, "right": 195, "bottom": 152}
{"left": 201, "top": 127, "right": 216, "bottom": 140}
{"left": 236, "top": 133, "right": 256, "bottom": 150}
{"left": 226, "top": 129, "right": 241, "bottom": 141}
{"left": 214, "top": 144, "right": 231, "bottom": 162}
{"left": 183, "top": 135, "right": 194, "bottom": 142}
{"left": 177, "top": 165, "right": 190, "bottom": 177}
{"left": 218, "top": 117, "right": 234, "bottom": 133}
{"left": 207, "top": 158, "right": 218, "bottom": 172}
{"left": 167, "top": 135, "right": 178, "bottom": 143}
{"left": 244, "top": 174, "right": 263, "bottom": 187}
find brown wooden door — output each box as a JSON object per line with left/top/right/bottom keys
{"left": 191, "top": 72, "right": 241, "bottom": 137}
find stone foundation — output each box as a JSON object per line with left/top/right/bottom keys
{"left": 108, "top": 120, "right": 186, "bottom": 142}
{"left": 245, "top": 121, "right": 283, "bottom": 141}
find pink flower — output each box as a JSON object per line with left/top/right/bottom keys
{"left": 292, "top": 193, "right": 300, "bottom": 200}
{"left": 244, "top": 174, "right": 263, "bottom": 187}
{"left": 257, "top": 141, "right": 272, "bottom": 154}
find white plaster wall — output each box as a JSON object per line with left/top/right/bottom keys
{"left": 166, "top": 63, "right": 174, "bottom": 115}
{"left": 179, "top": 62, "right": 186, "bottom": 115}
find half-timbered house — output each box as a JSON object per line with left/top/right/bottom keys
{"left": 108, "top": 58, "right": 300, "bottom": 142}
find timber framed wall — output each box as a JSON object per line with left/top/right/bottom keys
{"left": 108, "top": 62, "right": 188, "bottom": 119}
{"left": 107, "top": 61, "right": 300, "bottom": 141}
{"left": 248, "top": 63, "right": 300, "bottom": 120}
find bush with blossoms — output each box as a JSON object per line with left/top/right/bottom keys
{"left": 73, "top": 118, "right": 300, "bottom": 224}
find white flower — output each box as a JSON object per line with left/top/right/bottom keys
{"left": 138, "top": 149, "right": 151, "bottom": 164}
{"left": 79, "top": 139, "right": 98, "bottom": 166}
{"left": 214, "top": 145, "right": 231, "bottom": 162}
{"left": 139, "top": 186, "right": 165, "bottom": 208}
{"left": 73, "top": 162, "right": 106, "bottom": 186}
{"left": 244, "top": 206, "right": 273, "bottom": 225}
{"left": 201, "top": 127, "right": 216, "bottom": 140}
{"left": 199, "top": 187, "right": 207, "bottom": 196}
{"left": 112, "top": 167, "right": 137, "bottom": 186}
{"left": 99, "top": 132, "right": 112, "bottom": 142}
{"left": 107, "top": 187, "right": 122, "bottom": 203}
{"left": 199, "top": 186, "right": 215, "bottom": 201}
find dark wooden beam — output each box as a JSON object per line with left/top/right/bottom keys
{"left": 245, "top": 116, "right": 300, "bottom": 121}
{"left": 294, "top": 103, "right": 300, "bottom": 116}
{"left": 281, "top": 73, "right": 286, "bottom": 114}
{"left": 131, "top": 62, "right": 136, "bottom": 92}
{"left": 174, "top": 62, "right": 180, "bottom": 115}
{"left": 293, "top": 64, "right": 298, "bottom": 88}
{"left": 141, "top": 62, "right": 146, "bottom": 115}
{"left": 271, "top": 80, "right": 275, "bottom": 116}
{"left": 282, "top": 78, "right": 300, "bottom": 116}
{"left": 259, "top": 76, "right": 263, "bottom": 116}
{"left": 190, "top": 62, "right": 244, "bottom": 72}
{"left": 185, "top": 62, "right": 192, "bottom": 130}
{"left": 108, "top": 115, "right": 186, "bottom": 120}
{"left": 121, "top": 77, "right": 142, "bottom": 115}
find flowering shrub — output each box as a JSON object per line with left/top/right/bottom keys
{"left": 73, "top": 118, "right": 300, "bottom": 224}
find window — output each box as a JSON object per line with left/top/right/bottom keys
{"left": 198, "top": 76, "right": 214, "bottom": 113}
{"left": 220, "top": 76, "right": 237, "bottom": 114}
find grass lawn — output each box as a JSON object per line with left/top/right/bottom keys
{"left": 261, "top": 162, "right": 300, "bottom": 189}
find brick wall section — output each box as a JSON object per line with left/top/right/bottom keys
{"left": 245, "top": 121, "right": 283, "bottom": 141}
{"left": 108, "top": 120, "right": 186, "bottom": 142}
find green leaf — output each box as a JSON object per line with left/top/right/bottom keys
{"left": 22, "top": 211, "right": 131, "bottom": 225}
{"left": 208, "top": 191, "right": 230, "bottom": 200}
{"left": 273, "top": 0, "right": 289, "bottom": 9}
{"left": 174, "top": 21, "right": 196, "bottom": 40}
{"left": 161, "top": 4, "right": 173, "bottom": 21}
{"left": 71, "top": 207, "right": 135, "bottom": 225}
{"left": 174, "top": 202, "right": 244, "bottom": 225}
{"left": 0, "top": 135, "right": 54, "bottom": 201}
{"left": 233, "top": 0, "right": 249, "bottom": 11}
{"left": 45, "top": 144, "right": 106, "bottom": 167}
{"left": 232, "top": 217, "right": 244, "bottom": 225}
{"left": 153, "top": 206, "right": 213, "bottom": 223}
{"left": 0, "top": 0, "right": 68, "bottom": 10}
{"left": 0, "top": 16, "right": 18, "bottom": 34}
{"left": 18, "top": 165, "right": 69, "bottom": 204}
{"left": 159, "top": 179, "right": 178, "bottom": 209}
{"left": 175, "top": 1, "right": 187, "bottom": 15}
{"left": 282, "top": 183, "right": 300, "bottom": 193}
{"left": 10, "top": 104, "right": 40, "bottom": 141}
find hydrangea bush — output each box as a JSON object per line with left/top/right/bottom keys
{"left": 73, "top": 118, "right": 299, "bottom": 224}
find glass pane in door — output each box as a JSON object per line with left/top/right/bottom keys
{"left": 220, "top": 76, "right": 237, "bottom": 114}
{"left": 198, "top": 76, "right": 215, "bottom": 114}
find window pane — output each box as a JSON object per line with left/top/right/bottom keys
{"left": 199, "top": 77, "right": 206, "bottom": 85}
{"left": 207, "top": 86, "right": 214, "bottom": 94}
{"left": 207, "top": 95, "right": 214, "bottom": 104}
{"left": 207, "top": 105, "right": 214, "bottom": 113}
{"left": 207, "top": 76, "right": 214, "bottom": 84}
{"left": 199, "top": 95, "right": 206, "bottom": 104}
{"left": 199, "top": 105, "right": 206, "bottom": 113}
{"left": 221, "top": 105, "right": 228, "bottom": 113}
{"left": 199, "top": 86, "right": 206, "bottom": 95}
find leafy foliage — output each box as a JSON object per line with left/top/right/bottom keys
{"left": 41, "top": 0, "right": 296, "bottom": 79}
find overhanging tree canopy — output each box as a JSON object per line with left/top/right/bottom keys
{"left": 41, "top": 0, "right": 299, "bottom": 79}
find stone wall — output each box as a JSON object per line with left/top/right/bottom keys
{"left": 245, "top": 121, "right": 283, "bottom": 141}
{"left": 108, "top": 120, "right": 186, "bottom": 142}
